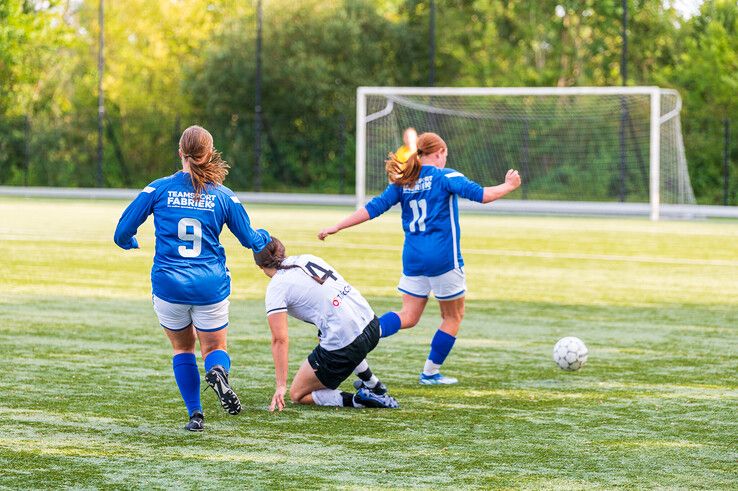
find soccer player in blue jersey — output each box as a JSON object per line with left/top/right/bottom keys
{"left": 114, "top": 125, "right": 270, "bottom": 431}
{"left": 318, "top": 132, "right": 521, "bottom": 385}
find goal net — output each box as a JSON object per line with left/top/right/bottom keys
{"left": 356, "top": 87, "right": 695, "bottom": 219}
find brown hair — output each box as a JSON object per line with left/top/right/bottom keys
{"left": 179, "top": 125, "right": 229, "bottom": 198}
{"left": 253, "top": 236, "right": 333, "bottom": 285}
{"left": 385, "top": 132, "right": 447, "bottom": 187}
{"left": 253, "top": 236, "right": 289, "bottom": 270}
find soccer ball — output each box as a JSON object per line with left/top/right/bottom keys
{"left": 553, "top": 336, "right": 588, "bottom": 371}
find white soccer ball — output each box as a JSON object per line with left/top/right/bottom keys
{"left": 553, "top": 336, "right": 588, "bottom": 371}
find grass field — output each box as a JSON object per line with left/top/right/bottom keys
{"left": 1, "top": 196, "right": 737, "bottom": 489}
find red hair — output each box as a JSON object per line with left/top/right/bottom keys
{"left": 385, "top": 132, "right": 447, "bottom": 187}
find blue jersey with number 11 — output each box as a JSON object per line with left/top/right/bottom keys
{"left": 114, "top": 171, "right": 269, "bottom": 305}
{"left": 365, "top": 165, "right": 484, "bottom": 277}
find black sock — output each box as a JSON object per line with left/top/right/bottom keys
{"left": 357, "top": 368, "right": 373, "bottom": 382}
{"left": 340, "top": 391, "right": 355, "bottom": 407}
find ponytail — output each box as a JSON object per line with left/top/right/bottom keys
{"left": 179, "top": 125, "right": 230, "bottom": 199}
{"left": 385, "top": 132, "right": 447, "bottom": 188}
{"left": 187, "top": 149, "right": 229, "bottom": 199}
{"left": 385, "top": 151, "right": 422, "bottom": 187}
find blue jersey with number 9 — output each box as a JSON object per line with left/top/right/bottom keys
{"left": 114, "top": 171, "right": 269, "bottom": 305}
{"left": 365, "top": 165, "right": 484, "bottom": 277}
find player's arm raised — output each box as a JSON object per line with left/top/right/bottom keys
{"left": 267, "top": 312, "right": 289, "bottom": 411}
{"left": 481, "top": 169, "right": 521, "bottom": 203}
{"left": 318, "top": 183, "right": 401, "bottom": 240}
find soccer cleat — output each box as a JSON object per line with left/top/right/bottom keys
{"left": 419, "top": 372, "right": 458, "bottom": 385}
{"left": 185, "top": 411, "right": 204, "bottom": 432}
{"left": 205, "top": 365, "right": 242, "bottom": 415}
{"left": 352, "top": 378, "right": 388, "bottom": 396}
{"left": 353, "top": 387, "right": 399, "bottom": 409}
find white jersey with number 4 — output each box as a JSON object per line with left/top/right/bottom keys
{"left": 264, "top": 254, "right": 375, "bottom": 351}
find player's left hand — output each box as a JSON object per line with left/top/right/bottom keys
{"left": 270, "top": 385, "right": 287, "bottom": 412}
{"left": 317, "top": 225, "right": 339, "bottom": 241}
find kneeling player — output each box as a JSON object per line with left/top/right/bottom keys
{"left": 253, "top": 237, "right": 401, "bottom": 411}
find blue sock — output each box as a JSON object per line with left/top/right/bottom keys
{"left": 379, "top": 312, "right": 401, "bottom": 338}
{"left": 204, "top": 349, "right": 231, "bottom": 373}
{"left": 172, "top": 353, "right": 201, "bottom": 417}
{"left": 428, "top": 329, "right": 456, "bottom": 365}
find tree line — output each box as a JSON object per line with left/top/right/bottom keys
{"left": 0, "top": 0, "right": 736, "bottom": 203}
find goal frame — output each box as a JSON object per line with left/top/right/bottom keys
{"left": 356, "top": 86, "right": 675, "bottom": 220}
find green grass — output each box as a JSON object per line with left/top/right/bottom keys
{"left": 1, "top": 196, "right": 737, "bottom": 489}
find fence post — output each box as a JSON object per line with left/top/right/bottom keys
{"left": 24, "top": 115, "right": 31, "bottom": 186}
{"left": 338, "top": 114, "right": 346, "bottom": 194}
{"left": 724, "top": 118, "right": 730, "bottom": 206}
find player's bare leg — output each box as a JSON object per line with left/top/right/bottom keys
{"left": 289, "top": 360, "right": 328, "bottom": 404}
{"left": 398, "top": 294, "right": 428, "bottom": 329}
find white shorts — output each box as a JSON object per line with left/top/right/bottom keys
{"left": 152, "top": 295, "right": 230, "bottom": 332}
{"left": 397, "top": 268, "right": 466, "bottom": 301}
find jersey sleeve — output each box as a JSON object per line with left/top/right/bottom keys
{"left": 113, "top": 185, "right": 156, "bottom": 250}
{"left": 224, "top": 195, "right": 270, "bottom": 253}
{"left": 364, "top": 183, "right": 402, "bottom": 219}
{"left": 443, "top": 170, "right": 484, "bottom": 203}
{"left": 265, "top": 280, "right": 288, "bottom": 316}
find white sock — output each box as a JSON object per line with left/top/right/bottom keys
{"left": 423, "top": 359, "right": 441, "bottom": 376}
{"left": 364, "top": 375, "right": 379, "bottom": 388}
{"left": 311, "top": 388, "right": 343, "bottom": 407}
{"left": 353, "top": 359, "right": 379, "bottom": 388}
{"left": 354, "top": 360, "right": 369, "bottom": 374}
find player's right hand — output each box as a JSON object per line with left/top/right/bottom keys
{"left": 317, "top": 225, "right": 339, "bottom": 241}
{"left": 270, "top": 385, "right": 287, "bottom": 412}
{"left": 506, "top": 169, "right": 521, "bottom": 189}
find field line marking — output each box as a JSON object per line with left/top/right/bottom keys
{"left": 294, "top": 241, "right": 738, "bottom": 267}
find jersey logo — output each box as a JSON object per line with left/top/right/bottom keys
{"left": 166, "top": 190, "right": 216, "bottom": 211}
{"left": 403, "top": 175, "right": 433, "bottom": 193}
{"left": 331, "top": 285, "right": 352, "bottom": 307}
{"left": 143, "top": 186, "right": 156, "bottom": 193}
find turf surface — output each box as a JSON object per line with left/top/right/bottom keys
{"left": 1, "top": 197, "right": 736, "bottom": 489}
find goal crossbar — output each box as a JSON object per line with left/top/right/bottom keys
{"left": 356, "top": 86, "right": 678, "bottom": 220}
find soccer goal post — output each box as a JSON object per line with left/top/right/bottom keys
{"left": 355, "top": 86, "right": 696, "bottom": 220}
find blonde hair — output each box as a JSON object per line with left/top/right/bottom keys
{"left": 179, "top": 125, "right": 229, "bottom": 198}
{"left": 385, "top": 132, "right": 447, "bottom": 187}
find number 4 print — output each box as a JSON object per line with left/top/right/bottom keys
{"left": 305, "top": 261, "right": 337, "bottom": 284}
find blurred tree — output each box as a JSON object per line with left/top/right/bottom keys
{"left": 0, "top": 0, "right": 735, "bottom": 203}
{"left": 186, "top": 0, "right": 403, "bottom": 192}
{"left": 657, "top": 0, "right": 738, "bottom": 203}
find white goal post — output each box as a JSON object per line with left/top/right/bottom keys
{"left": 355, "top": 86, "right": 695, "bottom": 220}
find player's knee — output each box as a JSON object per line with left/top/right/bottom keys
{"left": 442, "top": 308, "right": 464, "bottom": 325}
{"left": 399, "top": 310, "right": 422, "bottom": 328}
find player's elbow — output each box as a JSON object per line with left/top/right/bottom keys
{"left": 113, "top": 229, "right": 127, "bottom": 248}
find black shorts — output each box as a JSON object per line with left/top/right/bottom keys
{"left": 307, "top": 317, "right": 381, "bottom": 390}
